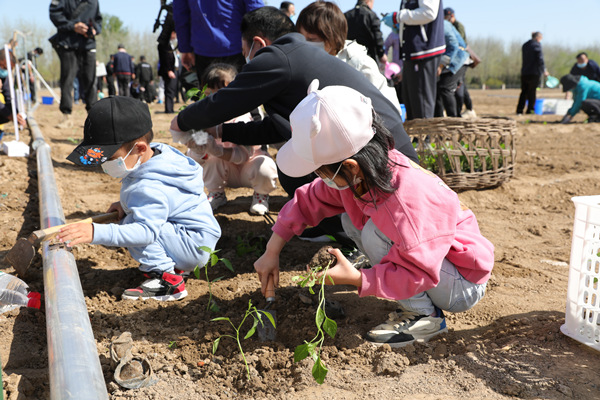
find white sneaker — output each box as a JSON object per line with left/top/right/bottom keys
{"left": 249, "top": 192, "right": 269, "bottom": 215}
{"left": 207, "top": 191, "right": 227, "bottom": 211}
{"left": 461, "top": 109, "right": 477, "bottom": 119}
{"left": 366, "top": 308, "right": 447, "bottom": 348}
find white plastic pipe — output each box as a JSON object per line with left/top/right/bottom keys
{"left": 4, "top": 45, "right": 20, "bottom": 141}
{"left": 28, "top": 111, "right": 109, "bottom": 400}
{"left": 30, "top": 63, "right": 60, "bottom": 102}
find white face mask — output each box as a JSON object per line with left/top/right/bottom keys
{"left": 102, "top": 143, "right": 141, "bottom": 179}
{"left": 245, "top": 41, "right": 255, "bottom": 64}
{"left": 321, "top": 163, "right": 361, "bottom": 191}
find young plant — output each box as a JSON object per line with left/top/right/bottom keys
{"left": 194, "top": 246, "right": 234, "bottom": 312}
{"left": 235, "top": 233, "right": 267, "bottom": 258}
{"left": 178, "top": 84, "right": 208, "bottom": 111}
{"left": 211, "top": 299, "right": 276, "bottom": 380}
{"left": 167, "top": 340, "right": 177, "bottom": 349}
{"left": 291, "top": 262, "right": 337, "bottom": 384}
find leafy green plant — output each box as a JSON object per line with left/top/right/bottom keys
{"left": 194, "top": 246, "right": 234, "bottom": 312}
{"left": 414, "top": 141, "right": 506, "bottom": 174}
{"left": 211, "top": 299, "right": 275, "bottom": 380}
{"left": 235, "top": 233, "right": 267, "bottom": 258}
{"left": 178, "top": 84, "right": 208, "bottom": 111}
{"left": 291, "top": 262, "right": 337, "bottom": 384}
{"left": 167, "top": 340, "right": 177, "bottom": 349}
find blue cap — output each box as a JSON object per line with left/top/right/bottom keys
{"left": 444, "top": 8, "right": 454, "bottom": 16}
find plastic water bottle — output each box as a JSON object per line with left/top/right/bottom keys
{"left": 0, "top": 271, "right": 41, "bottom": 314}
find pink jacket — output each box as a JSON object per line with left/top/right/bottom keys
{"left": 273, "top": 150, "right": 495, "bottom": 301}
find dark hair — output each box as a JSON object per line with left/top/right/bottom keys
{"left": 296, "top": 1, "right": 347, "bottom": 55}
{"left": 140, "top": 55, "right": 146, "bottom": 62}
{"left": 241, "top": 6, "right": 296, "bottom": 43}
{"left": 34, "top": 47, "right": 43, "bottom": 55}
{"left": 531, "top": 31, "right": 542, "bottom": 40}
{"left": 280, "top": 1, "right": 293, "bottom": 10}
{"left": 201, "top": 63, "right": 237, "bottom": 90}
{"left": 318, "top": 112, "right": 397, "bottom": 203}
{"left": 0, "top": 49, "right": 16, "bottom": 65}
{"left": 576, "top": 52, "right": 588, "bottom": 59}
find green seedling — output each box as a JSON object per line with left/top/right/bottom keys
{"left": 194, "top": 246, "right": 234, "bottom": 312}
{"left": 212, "top": 299, "right": 275, "bottom": 380}
{"left": 235, "top": 233, "right": 267, "bottom": 258}
{"left": 67, "top": 137, "right": 80, "bottom": 144}
{"left": 291, "top": 262, "right": 337, "bottom": 384}
{"left": 168, "top": 340, "right": 177, "bottom": 349}
{"left": 179, "top": 84, "right": 208, "bottom": 111}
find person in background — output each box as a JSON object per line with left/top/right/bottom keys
{"left": 0, "top": 50, "right": 26, "bottom": 127}
{"left": 382, "top": 14, "right": 402, "bottom": 104}
{"left": 296, "top": 1, "right": 401, "bottom": 113}
{"left": 516, "top": 32, "right": 548, "bottom": 115}
{"left": 254, "top": 82, "right": 494, "bottom": 348}
{"left": 26, "top": 47, "right": 43, "bottom": 103}
{"left": 395, "top": 0, "right": 445, "bottom": 120}
{"left": 434, "top": 19, "right": 469, "bottom": 117}
{"left": 172, "top": 0, "right": 264, "bottom": 83}
{"left": 49, "top": 0, "right": 102, "bottom": 128}
{"left": 136, "top": 55, "right": 154, "bottom": 103}
{"left": 559, "top": 74, "right": 600, "bottom": 124}
{"left": 113, "top": 44, "right": 135, "bottom": 97}
{"left": 105, "top": 54, "right": 116, "bottom": 96}
{"left": 280, "top": 1, "right": 295, "bottom": 17}
{"left": 158, "top": 25, "right": 178, "bottom": 113}
{"left": 569, "top": 52, "right": 600, "bottom": 83}
{"left": 344, "top": 0, "right": 387, "bottom": 65}
{"left": 185, "top": 63, "right": 278, "bottom": 215}
{"left": 444, "top": 7, "right": 476, "bottom": 118}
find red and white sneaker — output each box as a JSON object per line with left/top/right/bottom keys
{"left": 122, "top": 271, "right": 188, "bottom": 301}
{"left": 249, "top": 192, "right": 269, "bottom": 215}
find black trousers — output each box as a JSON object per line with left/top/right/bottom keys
{"left": 402, "top": 55, "right": 440, "bottom": 120}
{"left": 56, "top": 47, "right": 96, "bottom": 114}
{"left": 517, "top": 74, "right": 540, "bottom": 114}
{"left": 581, "top": 99, "right": 600, "bottom": 120}
{"left": 455, "top": 75, "right": 473, "bottom": 114}
{"left": 116, "top": 74, "right": 131, "bottom": 97}
{"left": 163, "top": 74, "right": 178, "bottom": 113}
{"left": 435, "top": 66, "right": 466, "bottom": 118}
{"left": 106, "top": 75, "right": 116, "bottom": 96}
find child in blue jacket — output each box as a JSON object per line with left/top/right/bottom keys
{"left": 60, "top": 96, "right": 221, "bottom": 301}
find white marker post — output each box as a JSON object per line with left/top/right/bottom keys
{"left": 2, "top": 44, "right": 30, "bottom": 157}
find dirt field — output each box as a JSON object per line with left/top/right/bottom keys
{"left": 1, "top": 88, "right": 600, "bottom": 399}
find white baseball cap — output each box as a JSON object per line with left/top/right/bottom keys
{"left": 277, "top": 79, "right": 375, "bottom": 178}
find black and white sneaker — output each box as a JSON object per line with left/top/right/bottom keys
{"left": 366, "top": 308, "right": 447, "bottom": 348}
{"left": 343, "top": 248, "right": 371, "bottom": 269}
{"left": 122, "top": 271, "right": 188, "bottom": 301}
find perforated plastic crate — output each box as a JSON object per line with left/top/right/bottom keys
{"left": 561, "top": 196, "right": 600, "bottom": 350}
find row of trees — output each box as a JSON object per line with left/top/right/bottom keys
{"left": 2, "top": 14, "right": 599, "bottom": 89}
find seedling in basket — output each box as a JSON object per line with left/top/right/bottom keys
{"left": 193, "top": 246, "right": 234, "bottom": 312}
{"left": 292, "top": 261, "right": 337, "bottom": 385}
{"left": 211, "top": 299, "right": 275, "bottom": 380}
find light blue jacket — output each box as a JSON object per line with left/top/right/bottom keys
{"left": 92, "top": 143, "right": 221, "bottom": 248}
{"left": 441, "top": 20, "right": 469, "bottom": 75}
{"left": 569, "top": 75, "right": 600, "bottom": 116}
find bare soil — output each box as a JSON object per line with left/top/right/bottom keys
{"left": 1, "top": 89, "right": 600, "bottom": 399}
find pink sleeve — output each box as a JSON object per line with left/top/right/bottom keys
{"left": 272, "top": 180, "right": 347, "bottom": 241}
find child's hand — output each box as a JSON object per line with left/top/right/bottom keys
{"left": 56, "top": 223, "right": 94, "bottom": 247}
{"left": 254, "top": 251, "right": 280, "bottom": 297}
{"left": 205, "top": 136, "right": 224, "bottom": 157}
{"left": 107, "top": 202, "right": 125, "bottom": 220}
{"left": 317, "top": 248, "right": 362, "bottom": 287}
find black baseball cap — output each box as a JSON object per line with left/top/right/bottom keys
{"left": 67, "top": 97, "right": 152, "bottom": 166}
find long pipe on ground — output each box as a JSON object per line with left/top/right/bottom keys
{"left": 28, "top": 110, "right": 108, "bottom": 400}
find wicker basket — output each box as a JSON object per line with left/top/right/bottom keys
{"left": 403, "top": 117, "right": 517, "bottom": 191}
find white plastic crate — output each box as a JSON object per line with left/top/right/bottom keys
{"left": 561, "top": 195, "right": 600, "bottom": 350}
{"left": 541, "top": 99, "right": 573, "bottom": 115}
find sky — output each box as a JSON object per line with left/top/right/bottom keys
{"left": 1, "top": 0, "right": 599, "bottom": 49}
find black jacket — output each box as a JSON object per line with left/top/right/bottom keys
{"left": 570, "top": 59, "right": 600, "bottom": 82}
{"left": 0, "top": 77, "right": 14, "bottom": 124}
{"left": 521, "top": 39, "right": 545, "bottom": 76}
{"left": 177, "top": 33, "right": 414, "bottom": 160}
{"left": 49, "top": 0, "right": 102, "bottom": 51}
{"left": 136, "top": 62, "right": 154, "bottom": 83}
{"left": 344, "top": 4, "right": 385, "bottom": 60}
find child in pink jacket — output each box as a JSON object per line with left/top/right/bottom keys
{"left": 254, "top": 80, "right": 494, "bottom": 347}
{"left": 186, "top": 64, "right": 278, "bottom": 215}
